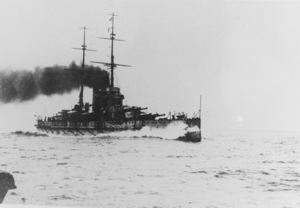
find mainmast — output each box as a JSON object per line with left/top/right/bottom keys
{"left": 91, "top": 13, "right": 131, "bottom": 88}
{"left": 72, "top": 27, "right": 96, "bottom": 108}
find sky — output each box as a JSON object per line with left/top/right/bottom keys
{"left": 0, "top": 0, "right": 300, "bottom": 133}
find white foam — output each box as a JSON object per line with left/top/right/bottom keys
{"left": 95, "top": 122, "right": 197, "bottom": 140}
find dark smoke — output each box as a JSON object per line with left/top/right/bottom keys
{"left": 0, "top": 62, "right": 109, "bottom": 103}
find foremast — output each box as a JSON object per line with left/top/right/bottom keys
{"left": 91, "top": 13, "right": 131, "bottom": 88}
{"left": 110, "top": 14, "right": 116, "bottom": 87}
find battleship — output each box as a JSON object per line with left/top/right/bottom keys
{"left": 35, "top": 14, "right": 202, "bottom": 142}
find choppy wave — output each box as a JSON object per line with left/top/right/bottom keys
{"left": 1, "top": 130, "right": 300, "bottom": 207}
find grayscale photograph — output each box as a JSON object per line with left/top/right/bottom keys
{"left": 0, "top": 0, "right": 299, "bottom": 207}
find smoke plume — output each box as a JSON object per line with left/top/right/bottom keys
{"left": 0, "top": 62, "right": 109, "bottom": 103}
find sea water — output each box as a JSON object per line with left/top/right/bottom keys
{"left": 1, "top": 129, "right": 300, "bottom": 208}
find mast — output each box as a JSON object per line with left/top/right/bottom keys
{"left": 72, "top": 27, "right": 96, "bottom": 108}
{"left": 79, "top": 27, "right": 86, "bottom": 107}
{"left": 91, "top": 13, "right": 131, "bottom": 88}
{"left": 110, "top": 14, "right": 115, "bottom": 87}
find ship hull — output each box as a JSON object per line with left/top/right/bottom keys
{"left": 36, "top": 118, "right": 201, "bottom": 142}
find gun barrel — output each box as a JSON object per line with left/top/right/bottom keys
{"left": 123, "top": 107, "right": 147, "bottom": 112}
